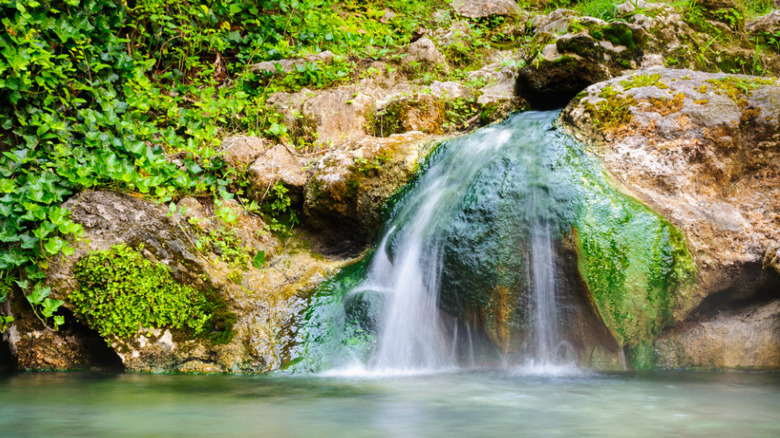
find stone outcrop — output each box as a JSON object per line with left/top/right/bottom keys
{"left": 517, "top": 3, "right": 780, "bottom": 108}
{"left": 451, "top": 0, "right": 521, "bottom": 18}
{"left": 561, "top": 68, "right": 780, "bottom": 368}
{"left": 655, "top": 300, "right": 780, "bottom": 369}
{"left": 303, "top": 131, "right": 442, "bottom": 254}
{"left": 746, "top": 10, "right": 780, "bottom": 35}
{"left": 4, "top": 191, "right": 348, "bottom": 372}
{"left": 250, "top": 51, "right": 334, "bottom": 76}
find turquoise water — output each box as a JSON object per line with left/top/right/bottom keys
{"left": 1, "top": 371, "right": 779, "bottom": 437}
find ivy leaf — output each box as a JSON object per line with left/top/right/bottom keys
{"left": 41, "top": 298, "right": 63, "bottom": 318}
{"left": 27, "top": 283, "right": 51, "bottom": 305}
{"left": 252, "top": 251, "right": 266, "bottom": 268}
{"left": 43, "top": 236, "right": 66, "bottom": 255}
{"left": 0, "top": 249, "right": 28, "bottom": 268}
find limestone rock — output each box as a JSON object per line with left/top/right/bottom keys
{"left": 219, "top": 136, "right": 267, "bottom": 170}
{"left": 5, "top": 190, "right": 346, "bottom": 372}
{"left": 451, "top": 0, "right": 521, "bottom": 18}
{"left": 765, "top": 245, "right": 780, "bottom": 275}
{"left": 655, "top": 300, "right": 780, "bottom": 369}
{"left": 304, "top": 132, "right": 440, "bottom": 254}
{"left": 266, "top": 62, "right": 408, "bottom": 147}
{"left": 517, "top": 5, "right": 780, "bottom": 109}
{"left": 247, "top": 144, "right": 310, "bottom": 206}
{"left": 747, "top": 10, "right": 780, "bottom": 35}
{"left": 403, "top": 37, "right": 449, "bottom": 73}
{"left": 561, "top": 68, "right": 780, "bottom": 322}
{"left": 249, "top": 51, "right": 334, "bottom": 76}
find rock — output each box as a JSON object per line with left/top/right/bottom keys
{"left": 765, "top": 245, "right": 780, "bottom": 275}
{"left": 303, "top": 132, "right": 440, "bottom": 254}
{"left": 403, "top": 37, "right": 449, "bottom": 73}
{"left": 5, "top": 190, "right": 347, "bottom": 372}
{"left": 516, "top": 6, "right": 780, "bottom": 109}
{"left": 451, "top": 0, "right": 521, "bottom": 18}
{"left": 247, "top": 144, "right": 310, "bottom": 206}
{"left": 561, "top": 68, "right": 780, "bottom": 325}
{"left": 696, "top": 0, "right": 745, "bottom": 31}
{"left": 747, "top": 10, "right": 780, "bottom": 35}
{"left": 370, "top": 94, "right": 446, "bottom": 137}
{"left": 266, "top": 63, "right": 408, "bottom": 147}
{"left": 615, "top": 0, "right": 664, "bottom": 15}
{"left": 429, "top": 81, "right": 476, "bottom": 100}
{"left": 655, "top": 300, "right": 780, "bottom": 369}
{"left": 219, "top": 136, "right": 267, "bottom": 170}
{"left": 249, "top": 51, "right": 334, "bottom": 76}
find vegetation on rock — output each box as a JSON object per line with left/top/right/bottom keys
{"left": 71, "top": 244, "right": 234, "bottom": 343}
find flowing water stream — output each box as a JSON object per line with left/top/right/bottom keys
{"left": 306, "top": 111, "right": 583, "bottom": 374}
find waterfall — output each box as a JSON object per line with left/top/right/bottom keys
{"left": 352, "top": 126, "right": 516, "bottom": 372}
{"left": 346, "top": 111, "right": 575, "bottom": 373}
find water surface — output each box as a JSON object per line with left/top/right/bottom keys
{"left": 1, "top": 371, "right": 778, "bottom": 437}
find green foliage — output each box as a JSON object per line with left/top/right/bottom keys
{"left": 71, "top": 243, "right": 234, "bottom": 342}
{"left": 262, "top": 182, "right": 299, "bottom": 239}
{"left": 0, "top": 0, "right": 452, "bottom": 326}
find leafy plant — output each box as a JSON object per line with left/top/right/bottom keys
{"left": 70, "top": 243, "right": 234, "bottom": 342}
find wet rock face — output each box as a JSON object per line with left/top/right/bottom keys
{"left": 655, "top": 299, "right": 780, "bottom": 369}
{"left": 5, "top": 191, "right": 346, "bottom": 373}
{"left": 561, "top": 68, "right": 780, "bottom": 367}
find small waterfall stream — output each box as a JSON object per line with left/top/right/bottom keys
{"left": 353, "top": 127, "right": 516, "bottom": 371}
{"left": 295, "top": 109, "right": 694, "bottom": 375}
{"left": 348, "top": 111, "right": 572, "bottom": 373}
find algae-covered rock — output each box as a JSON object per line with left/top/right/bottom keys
{"left": 562, "top": 68, "right": 780, "bottom": 368}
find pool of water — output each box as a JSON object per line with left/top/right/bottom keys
{"left": 1, "top": 370, "right": 778, "bottom": 437}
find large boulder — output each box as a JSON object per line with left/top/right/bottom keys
{"left": 561, "top": 68, "right": 780, "bottom": 367}
{"left": 3, "top": 191, "right": 348, "bottom": 372}
{"left": 303, "top": 132, "right": 442, "bottom": 254}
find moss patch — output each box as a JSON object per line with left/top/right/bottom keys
{"left": 620, "top": 73, "right": 669, "bottom": 90}
{"left": 584, "top": 85, "right": 637, "bottom": 133}
{"left": 706, "top": 76, "right": 778, "bottom": 108}
{"left": 70, "top": 244, "right": 235, "bottom": 343}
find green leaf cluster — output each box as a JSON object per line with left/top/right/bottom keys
{"left": 70, "top": 243, "right": 234, "bottom": 342}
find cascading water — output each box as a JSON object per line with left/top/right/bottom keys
{"left": 345, "top": 111, "right": 573, "bottom": 373}
{"left": 294, "top": 109, "right": 691, "bottom": 375}
{"left": 354, "top": 126, "right": 516, "bottom": 371}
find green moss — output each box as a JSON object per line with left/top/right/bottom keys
{"left": 70, "top": 244, "right": 235, "bottom": 343}
{"left": 573, "top": 177, "right": 696, "bottom": 361}
{"left": 285, "top": 258, "right": 375, "bottom": 372}
{"left": 583, "top": 86, "right": 637, "bottom": 132}
{"left": 706, "top": 76, "right": 777, "bottom": 108}
{"left": 620, "top": 73, "right": 669, "bottom": 90}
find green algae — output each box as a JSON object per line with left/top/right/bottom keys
{"left": 552, "top": 125, "right": 696, "bottom": 369}
{"left": 285, "top": 257, "right": 375, "bottom": 372}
